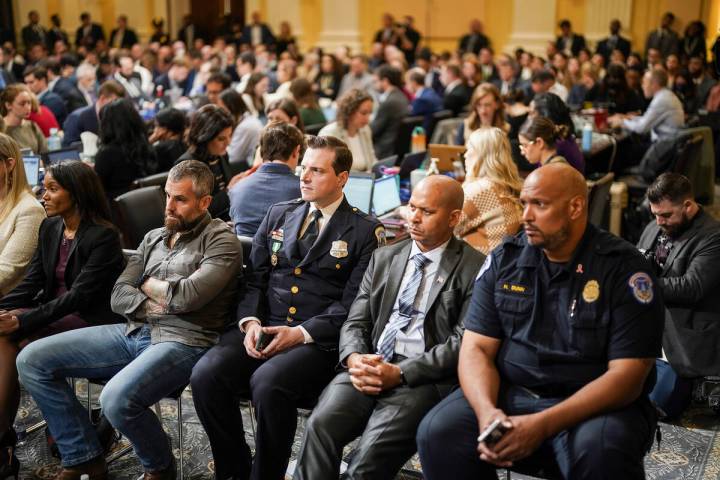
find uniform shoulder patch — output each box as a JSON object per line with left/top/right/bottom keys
{"left": 475, "top": 254, "right": 492, "bottom": 281}
{"left": 628, "top": 272, "right": 654, "bottom": 304}
{"left": 374, "top": 225, "right": 387, "bottom": 247}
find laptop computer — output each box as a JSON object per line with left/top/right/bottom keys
{"left": 43, "top": 146, "right": 81, "bottom": 166}
{"left": 399, "top": 151, "right": 426, "bottom": 179}
{"left": 343, "top": 172, "right": 375, "bottom": 214}
{"left": 23, "top": 155, "right": 41, "bottom": 188}
{"left": 427, "top": 144, "right": 465, "bottom": 172}
{"left": 373, "top": 174, "right": 405, "bottom": 228}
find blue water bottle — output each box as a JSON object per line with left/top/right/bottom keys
{"left": 581, "top": 122, "right": 593, "bottom": 151}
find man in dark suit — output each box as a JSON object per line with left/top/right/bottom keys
{"left": 294, "top": 175, "right": 485, "bottom": 479}
{"left": 229, "top": 123, "right": 303, "bottom": 236}
{"left": 62, "top": 80, "right": 125, "bottom": 147}
{"left": 190, "top": 135, "right": 384, "bottom": 480}
{"left": 555, "top": 19, "right": 586, "bottom": 57}
{"left": 242, "top": 11, "right": 276, "bottom": 48}
{"left": 596, "top": 19, "right": 631, "bottom": 63}
{"left": 0, "top": 48, "right": 15, "bottom": 89}
{"left": 177, "top": 15, "right": 202, "bottom": 48}
{"left": 42, "top": 58, "right": 88, "bottom": 113}
{"left": 637, "top": 173, "right": 720, "bottom": 418}
{"left": 75, "top": 12, "right": 105, "bottom": 50}
{"left": 23, "top": 65, "right": 67, "bottom": 125}
{"left": 645, "top": 12, "right": 680, "bottom": 59}
{"left": 371, "top": 65, "right": 409, "bottom": 159}
{"left": 21, "top": 11, "right": 48, "bottom": 51}
{"left": 441, "top": 63, "right": 471, "bottom": 116}
{"left": 109, "top": 15, "right": 139, "bottom": 49}
{"left": 459, "top": 19, "right": 490, "bottom": 56}
{"left": 47, "top": 14, "right": 70, "bottom": 51}
{"left": 406, "top": 68, "right": 443, "bottom": 133}
{"left": 492, "top": 53, "right": 531, "bottom": 101}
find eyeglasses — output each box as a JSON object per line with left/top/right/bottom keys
{"left": 519, "top": 140, "right": 535, "bottom": 151}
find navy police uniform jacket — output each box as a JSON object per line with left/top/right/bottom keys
{"left": 237, "top": 197, "right": 383, "bottom": 350}
{"left": 465, "top": 223, "right": 664, "bottom": 397}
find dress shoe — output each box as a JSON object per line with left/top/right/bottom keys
{"left": 141, "top": 455, "right": 176, "bottom": 480}
{"left": 55, "top": 455, "right": 108, "bottom": 480}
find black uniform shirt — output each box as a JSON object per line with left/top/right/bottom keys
{"left": 465, "top": 224, "right": 664, "bottom": 396}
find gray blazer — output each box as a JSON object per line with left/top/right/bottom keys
{"left": 637, "top": 209, "right": 720, "bottom": 376}
{"left": 371, "top": 87, "right": 409, "bottom": 159}
{"left": 340, "top": 237, "right": 485, "bottom": 391}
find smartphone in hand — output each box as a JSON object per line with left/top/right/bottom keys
{"left": 255, "top": 331, "right": 276, "bottom": 351}
{"left": 477, "top": 418, "right": 510, "bottom": 447}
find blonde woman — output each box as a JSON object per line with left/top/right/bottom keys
{"left": 0, "top": 133, "right": 45, "bottom": 297}
{"left": 457, "top": 83, "right": 510, "bottom": 144}
{"left": 455, "top": 128, "right": 523, "bottom": 254}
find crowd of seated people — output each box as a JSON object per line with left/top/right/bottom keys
{"left": 0, "top": 6, "right": 719, "bottom": 480}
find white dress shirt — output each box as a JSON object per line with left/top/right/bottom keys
{"left": 239, "top": 194, "right": 346, "bottom": 343}
{"left": 377, "top": 239, "right": 450, "bottom": 359}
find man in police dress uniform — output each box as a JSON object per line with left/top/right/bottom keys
{"left": 417, "top": 163, "right": 664, "bottom": 479}
{"left": 190, "top": 135, "right": 384, "bottom": 480}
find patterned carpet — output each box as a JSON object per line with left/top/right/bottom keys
{"left": 10, "top": 381, "right": 720, "bottom": 480}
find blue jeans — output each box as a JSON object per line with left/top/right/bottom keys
{"left": 16, "top": 324, "right": 207, "bottom": 470}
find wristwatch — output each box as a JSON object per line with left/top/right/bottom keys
{"left": 399, "top": 368, "right": 408, "bottom": 386}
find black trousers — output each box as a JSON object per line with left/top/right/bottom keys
{"left": 416, "top": 386, "right": 657, "bottom": 480}
{"left": 190, "top": 327, "right": 337, "bottom": 480}
{"left": 294, "top": 372, "right": 443, "bottom": 480}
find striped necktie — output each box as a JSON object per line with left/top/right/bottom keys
{"left": 377, "top": 253, "right": 431, "bottom": 361}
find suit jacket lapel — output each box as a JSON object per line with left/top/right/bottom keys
{"left": 424, "top": 238, "right": 462, "bottom": 313}
{"left": 375, "top": 242, "right": 412, "bottom": 341}
{"left": 283, "top": 202, "right": 308, "bottom": 261}
{"left": 45, "top": 219, "right": 64, "bottom": 288}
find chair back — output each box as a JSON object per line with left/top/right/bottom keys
{"left": 132, "top": 171, "right": 169, "bottom": 190}
{"left": 114, "top": 186, "right": 166, "bottom": 249}
{"left": 586, "top": 172, "right": 614, "bottom": 229}
{"left": 237, "top": 235, "right": 253, "bottom": 269}
{"left": 394, "top": 115, "right": 424, "bottom": 157}
{"left": 305, "top": 123, "right": 326, "bottom": 136}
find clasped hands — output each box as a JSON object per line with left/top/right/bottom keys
{"left": 0, "top": 310, "right": 20, "bottom": 335}
{"left": 140, "top": 276, "right": 168, "bottom": 315}
{"left": 346, "top": 353, "right": 402, "bottom": 395}
{"left": 475, "top": 407, "right": 550, "bottom": 468}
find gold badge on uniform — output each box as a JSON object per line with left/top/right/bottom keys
{"left": 330, "top": 240, "right": 349, "bottom": 258}
{"left": 271, "top": 254, "right": 278, "bottom": 266}
{"left": 375, "top": 225, "right": 387, "bottom": 247}
{"left": 582, "top": 279, "right": 600, "bottom": 303}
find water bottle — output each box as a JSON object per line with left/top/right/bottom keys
{"left": 581, "top": 122, "right": 593, "bottom": 152}
{"left": 48, "top": 128, "right": 62, "bottom": 151}
{"left": 410, "top": 126, "right": 426, "bottom": 153}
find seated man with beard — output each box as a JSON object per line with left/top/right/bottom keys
{"left": 17, "top": 160, "right": 243, "bottom": 480}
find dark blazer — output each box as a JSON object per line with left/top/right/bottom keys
{"left": 637, "top": 209, "right": 720, "bottom": 377}
{"left": 241, "top": 23, "right": 276, "bottom": 46}
{"left": 109, "top": 28, "right": 139, "bottom": 49}
{"left": 47, "top": 27, "right": 69, "bottom": 49}
{"left": 371, "top": 87, "right": 409, "bottom": 159}
{"left": 154, "top": 70, "right": 196, "bottom": 97}
{"left": 595, "top": 35, "right": 631, "bottom": 61}
{"left": 443, "top": 82, "right": 472, "bottom": 116}
{"left": 0, "top": 69, "right": 15, "bottom": 87}
{"left": 52, "top": 76, "right": 88, "bottom": 113}
{"left": 645, "top": 28, "right": 679, "bottom": 58}
{"left": 21, "top": 24, "right": 48, "bottom": 49}
{"left": 238, "top": 197, "right": 381, "bottom": 349}
{"left": 39, "top": 90, "right": 68, "bottom": 126}
{"left": 555, "top": 34, "right": 587, "bottom": 57}
{"left": 410, "top": 88, "right": 443, "bottom": 133}
{"left": 458, "top": 32, "right": 490, "bottom": 55}
{"left": 75, "top": 23, "right": 105, "bottom": 49}
{"left": 228, "top": 162, "right": 302, "bottom": 237}
{"left": 61, "top": 104, "right": 98, "bottom": 147}
{"left": 0, "top": 217, "right": 125, "bottom": 338}
{"left": 340, "top": 237, "right": 485, "bottom": 391}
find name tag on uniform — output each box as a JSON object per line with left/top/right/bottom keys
{"left": 330, "top": 240, "right": 349, "bottom": 258}
{"left": 501, "top": 283, "right": 528, "bottom": 294}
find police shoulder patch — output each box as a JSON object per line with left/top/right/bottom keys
{"left": 375, "top": 225, "right": 387, "bottom": 247}
{"left": 628, "top": 272, "right": 654, "bottom": 304}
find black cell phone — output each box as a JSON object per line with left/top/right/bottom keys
{"left": 477, "top": 419, "right": 509, "bottom": 447}
{"left": 255, "top": 331, "right": 275, "bottom": 351}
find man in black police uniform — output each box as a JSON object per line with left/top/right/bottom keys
{"left": 417, "top": 163, "right": 663, "bottom": 479}
{"left": 190, "top": 135, "right": 384, "bottom": 480}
